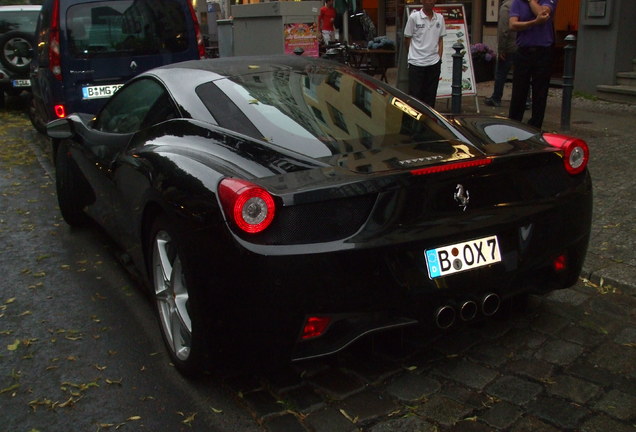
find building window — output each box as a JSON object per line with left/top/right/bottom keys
{"left": 354, "top": 83, "right": 372, "bottom": 116}
{"left": 327, "top": 103, "right": 348, "bottom": 133}
{"left": 326, "top": 71, "right": 342, "bottom": 91}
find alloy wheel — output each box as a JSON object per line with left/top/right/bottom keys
{"left": 3, "top": 36, "right": 32, "bottom": 69}
{"left": 152, "top": 231, "right": 192, "bottom": 361}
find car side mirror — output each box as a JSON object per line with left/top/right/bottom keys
{"left": 46, "top": 118, "right": 74, "bottom": 139}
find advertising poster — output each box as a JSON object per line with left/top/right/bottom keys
{"left": 434, "top": 4, "right": 477, "bottom": 98}
{"left": 284, "top": 23, "right": 319, "bottom": 57}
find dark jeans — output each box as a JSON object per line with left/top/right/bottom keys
{"left": 509, "top": 46, "right": 553, "bottom": 129}
{"left": 408, "top": 61, "right": 442, "bottom": 108}
{"left": 490, "top": 54, "right": 514, "bottom": 103}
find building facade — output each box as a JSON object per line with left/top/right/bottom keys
{"left": 200, "top": 0, "right": 635, "bottom": 98}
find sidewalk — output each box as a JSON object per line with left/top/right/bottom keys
{"left": 386, "top": 69, "right": 636, "bottom": 296}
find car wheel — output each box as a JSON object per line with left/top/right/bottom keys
{"left": 149, "top": 216, "right": 206, "bottom": 375}
{"left": 55, "top": 143, "right": 90, "bottom": 226}
{"left": 5, "top": 88, "right": 22, "bottom": 97}
{"left": 0, "top": 31, "right": 36, "bottom": 73}
{"left": 28, "top": 95, "right": 48, "bottom": 134}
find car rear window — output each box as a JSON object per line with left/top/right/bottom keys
{"left": 195, "top": 66, "right": 457, "bottom": 159}
{"left": 0, "top": 11, "right": 39, "bottom": 33}
{"left": 66, "top": 0, "right": 189, "bottom": 58}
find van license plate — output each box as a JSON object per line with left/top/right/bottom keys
{"left": 82, "top": 84, "right": 123, "bottom": 100}
{"left": 425, "top": 235, "right": 501, "bottom": 279}
{"left": 12, "top": 79, "right": 31, "bottom": 87}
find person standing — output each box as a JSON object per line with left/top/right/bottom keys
{"left": 318, "top": 0, "right": 337, "bottom": 44}
{"left": 403, "top": 0, "right": 447, "bottom": 108}
{"left": 508, "top": 0, "right": 556, "bottom": 128}
{"left": 485, "top": 0, "right": 517, "bottom": 107}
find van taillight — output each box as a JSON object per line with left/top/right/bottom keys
{"left": 187, "top": 0, "right": 206, "bottom": 59}
{"left": 54, "top": 104, "right": 66, "bottom": 118}
{"left": 49, "top": 0, "right": 62, "bottom": 81}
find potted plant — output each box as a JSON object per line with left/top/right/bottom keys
{"left": 470, "top": 43, "right": 496, "bottom": 82}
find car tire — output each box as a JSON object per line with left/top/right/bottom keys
{"left": 5, "top": 87, "right": 22, "bottom": 97}
{"left": 28, "top": 95, "right": 48, "bottom": 134}
{"left": 0, "top": 31, "right": 36, "bottom": 73}
{"left": 148, "top": 215, "right": 208, "bottom": 376}
{"left": 55, "top": 142, "right": 90, "bottom": 226}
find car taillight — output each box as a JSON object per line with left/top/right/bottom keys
{"left": 218, "top": 178, "right": 276, "bottom": 234}
{"left": 187, "top": 0, "right": 206, "bottom": 59}
{"left": 543, "top": 133, "right": 589, "bottom": 175}
{"left": 49, "top": 0, "right": 62, "bottom": 81}
{"left": 300, "top": 316, "right": 331, "bottom": 340}
{"left": 54, "top": 104, "right": 66, "bottom": 118}
{"left": 553, "top": 254, "right": 567, "bottom": 272}
{"left": 410, "top": 158, "right": 492, "bottom": 176}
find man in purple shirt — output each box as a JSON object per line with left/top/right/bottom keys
{"left": 508, "top": 0, "right": 557, "bottom": 128}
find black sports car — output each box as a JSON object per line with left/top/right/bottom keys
{"left": 47, "top": 55, "right": 592, "bottom": 375}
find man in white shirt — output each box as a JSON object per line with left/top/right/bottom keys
{"left": 403, "top": 0, "right": 446, "bottom": 108}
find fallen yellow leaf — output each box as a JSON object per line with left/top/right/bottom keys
{"left": 7, "top": 339, "right": 20, "bottom": 351}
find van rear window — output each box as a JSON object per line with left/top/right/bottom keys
{"left": 66, "top": 0, "right": 189, "bottom": 57}
{"left": 0, "top": 11, "right": 39, "bottom": 33}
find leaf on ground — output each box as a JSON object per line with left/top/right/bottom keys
{"left": 339, "top": 409, "right": 359, "bottom": 424}
{"left": 0, "top": 383, "right": 20, "bottom": 394}
{"left": 181, "top": 412, "right": 197, "bottom": 426}
{"left": 7, "top": 339, "right": 20, "bottom": 351}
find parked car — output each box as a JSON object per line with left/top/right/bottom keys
{"left": 46, "top": 55, "right": 592, "bottom": 375}
{"left": 29, "top": 0, "right": 205, "bottom": 133}
{"left": 0, "top": 5, "right": 40, "bottom": 108}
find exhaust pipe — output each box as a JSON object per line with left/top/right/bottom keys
{"left": 481, "top": 293, "right": 501, "bottom": 316}
{"left": 434, "top": 305, "right": 456, "bottom": 329}
{"left": 459, "top": 300, "right": 478, "bottom": 321}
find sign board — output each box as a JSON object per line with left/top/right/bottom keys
{"left": 402, "top": 4, "right": 477, "bottom": 99}
{"left": 284, "top": 23, "right": 319, "bottom": 57}
{"left": 582, "top": 0, "right": 612, "bottom": 26}
{"left": 435, "top": 4, "right": 477, "bottom": 98}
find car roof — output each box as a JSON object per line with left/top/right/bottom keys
{"left": 0, "top": 5, "right": 42, "bottom": 12}
{"left": 152, "top": 55, "right": 331, "bottom": 80}
{"left": 143, "top": 55, "right": 359, "bottom": 122}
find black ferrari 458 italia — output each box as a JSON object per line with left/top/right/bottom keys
{"left": 47, "top": 55, "right": 592, "bottom": 375}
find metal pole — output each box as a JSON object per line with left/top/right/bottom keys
{"left": 451, "top": 42, "right": 464, "bottom": 114}
{"left": 561, "top": 34, "right": 576, "bottom": 131}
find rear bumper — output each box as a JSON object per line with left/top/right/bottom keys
{"left": 186, "top": 172, "right": 593, "bottom": 361}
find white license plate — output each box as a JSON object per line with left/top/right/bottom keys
{"left": 425, "top": 235, "right": 501, "bottom": 279}
{"left": 12, "top": 79, "right": 31, "bottom": 87}
{"left": 82, "top": 84, "right": 123, "bottom": 100}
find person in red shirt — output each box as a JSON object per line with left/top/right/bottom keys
{"left": 318, "top": 0, "right": 337, "bottom": 44}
